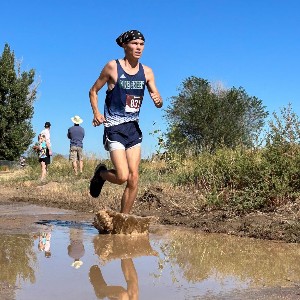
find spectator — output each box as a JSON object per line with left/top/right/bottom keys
{"left": 67, "top": 115, "right": 85, "bottom": 175}
{"left": 40, "top": 121, "right": 52, "bottom": 168}
{"left": 38, "top": 134, "right": 47, "bottom": 181}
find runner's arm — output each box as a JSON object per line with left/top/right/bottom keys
{"left": 145, "top": 66, "right": 163, "bottom": 108}
{"left": 89, "top": 61, "right": 115, "bottom": 126}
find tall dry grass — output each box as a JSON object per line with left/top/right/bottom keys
{"left": 1, "top": 139, "right": 300, "bottom": 214}
{"left": 0, "top": 155, "right": 171, "bottom": 212}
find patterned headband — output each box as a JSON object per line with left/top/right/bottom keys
{"left": 116, "top": 30, "right": 145, "bottom": 47}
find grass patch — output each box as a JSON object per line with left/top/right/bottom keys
{"left": 2, "top": 143, "right": 300, "bottom": 214}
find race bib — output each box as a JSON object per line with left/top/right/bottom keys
{"left": 125, "top": 95, "right": 143, "bottom": 113}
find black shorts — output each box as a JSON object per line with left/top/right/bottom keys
{"left": 39, "top": 148, "right": 51, "bottom": 165}
{"left": 103, "top": 121, "right": 143, "bottom": 150}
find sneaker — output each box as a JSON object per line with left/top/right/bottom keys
{"left": 89, "top": 164, "right": 107, "bottom": 198}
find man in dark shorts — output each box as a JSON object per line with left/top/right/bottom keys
{"left": 89, "top": 30, "right": 163, "bottom": 214}
{"left": 67, "top": 115, "right": 85, "bottom": 175}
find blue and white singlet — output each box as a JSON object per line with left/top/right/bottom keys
{"left": 103, "top": 59, "right": 146, "bottom": 127}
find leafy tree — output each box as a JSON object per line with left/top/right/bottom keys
{"left": 0, "top": 44, "right": 38, "bottom": 160}
{"left": 266, "top": 103, "right": 300, "bottom": 146}
{"left": 164, "top": 76, "right": 268, "bottom": 154}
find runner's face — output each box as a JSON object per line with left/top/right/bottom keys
{"left": 124, "top": 39, "right": 145, "bottom": 58}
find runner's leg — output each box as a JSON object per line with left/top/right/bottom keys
{"left": 100, "top": 149, "right": 129, "bottom": 184}
{"left": 99, "top": 146, "right": 140, "bottom": 213}
{"left": 120, "top": 146, "right": 141, "bottom": 214}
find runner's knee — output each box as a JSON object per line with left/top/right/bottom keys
{"left": 127, "top": 172, "right": 139, "bottom": 187}
{"left": 115, "top": 170, "right": 129, "bottom": 184}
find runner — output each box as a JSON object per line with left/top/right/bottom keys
{"left": 89, "top": 30, "right": 163, "bottom": 214}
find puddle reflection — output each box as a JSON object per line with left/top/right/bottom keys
{"left": 93, "top": 234, "right": 158, "bottom": 263}
{"left": 153, "top": 227, "right": 300, "bottom": 288}
{"left": 68, "top": 228, "right": 85, "bottom": 269}
{"left": 38, "top": 227, "right": 52, "bottom": 258}
{"left": 89, "top": 260, "right": 138, "bottom": 299}
{"left": 0, "top": 233, "right": 36, "bottom": 299}
{"left": 90, "top": 235, "right": 158, "bottom": 299}
{"left": 1, "top": 221, "right": 299, "bottom": 300}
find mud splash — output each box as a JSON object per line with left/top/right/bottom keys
{"left": 93, "top": 209, "right": 156, "bottom": 234}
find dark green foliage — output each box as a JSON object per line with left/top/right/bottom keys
{"left": 164, "top": 76, "right": 268, "bottom": 154}
{"left": 0, "top": 44, "right": 37, "bottom": 160}
{"left": 164, "top": 105, "right": 300, "bottom": 211}
{"left": 173, "top": 143, "right": 300, "bottom": 212}
{"left": 266, "top": 103, "right": 300, "bottom": 146}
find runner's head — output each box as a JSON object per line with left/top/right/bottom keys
{"left": 116, "top": 30, "right": 145, "bottom": 47}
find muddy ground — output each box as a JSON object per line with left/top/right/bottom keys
{"left": 1, "top": 181, "right": 300, "bottom": 299}
{"left": 0, "top": 179, "right": 300, "bottom": 243}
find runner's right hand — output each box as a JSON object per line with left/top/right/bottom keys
{"left": 92, "top": 112, "right": 106, "bottom": 127}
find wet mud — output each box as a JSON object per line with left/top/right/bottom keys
{"left": 3, "top": 182, "right": 299, "bottom": 243}
{"left": 1, "top": 182, "right": 300, "bottom": 299}
{"left": 93, "top": 209, "right": 156, "bottom": 234}
{"left": 135, "top": 187, "right": 300, "bottom": 244}
{"left": 0, "top": 200, "right": 300, "bottom": 299}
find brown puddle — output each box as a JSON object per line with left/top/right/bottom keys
{"left": 0, "top": 220, "right": 300, "bottom": 299}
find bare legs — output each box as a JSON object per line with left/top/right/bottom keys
{"left": 89, "top": 259, "right": 138, "bottom": 299}
{"left": 72, "top": 161, "right": 78, "bottom": 175}
{"left": 120, "top": 147, "right": 140, "bottom": 214}
{"left": 40, "top": 161, "right": 47, "bottom": 181}
{"left": 100, "top": 146, "right": 141, "bottom": 214}
{"left": 72, "top": 160, "right": 83, "bottom": 175}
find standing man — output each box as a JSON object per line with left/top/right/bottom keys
{"left": 89, "top": 30, "right": 163, "bottom": 214}
{"left": 40, "top": 121, "right": 52, "bottom": 167}
{"left": 67, "top": 115, "right": 85, "bottom": 175}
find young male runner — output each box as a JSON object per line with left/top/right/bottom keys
{"left": 89, "top": 30, "right": 163, "bottom": 214}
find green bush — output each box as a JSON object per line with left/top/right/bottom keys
{"left": 165, "top": 143, "right": 300, "bottom": 211}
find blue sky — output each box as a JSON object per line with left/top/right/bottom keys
{"left": 1, "top": 0, "right": 300, "bottom": 158}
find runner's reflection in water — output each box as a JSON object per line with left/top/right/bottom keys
{"left": 89, "top": 234, "right": 157, "bottom": 300}
{"left": 67, "top": 227, "right": 85, "bottom": 269}
{"left": 89, "top": 259, "right": 138, "bottom": 300}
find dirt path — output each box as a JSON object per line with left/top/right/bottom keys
{"left": 1, "top": 181, "right": 300, "bottom": 243}
{"left": 0, "top": 201, "right": 93, "bottom": 235}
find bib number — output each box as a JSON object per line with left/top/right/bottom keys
{"left": 125, "top": 95, "right": 143, "bottom": 113}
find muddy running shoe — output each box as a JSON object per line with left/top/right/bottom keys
{"left": 89, "top": 164, "right": 107, "bottom": 198}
